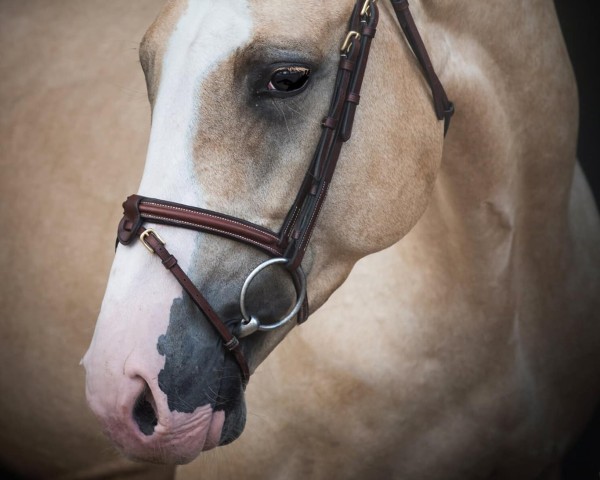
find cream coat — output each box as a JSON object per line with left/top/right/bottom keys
{"left": 1, "top": 1, "right": 598, "bottom": 479}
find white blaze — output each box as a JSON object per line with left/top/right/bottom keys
{"left": 84, "top": 0, "right": 252, "bottom": 415}
{"left": 139, "top": 0, "right": 253, "bottom": 202}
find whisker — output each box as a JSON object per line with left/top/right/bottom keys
{"left": 285, "top": 102, "right": 308, "bottom": 119}
{"left": 271, "top": 99, "right": 291, "bottom": 138}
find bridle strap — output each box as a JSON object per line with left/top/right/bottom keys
{"left": 118, "top": 195, "right": 284, "bottom": 256}
{"left": 390, "top": 0, "right": 454, "bottom": 134}
{"left": 280, "top": 1, "right": 380, "bottom": 270}
{"left": 116, "top": 0, "right": 453, "bottom": 384}
{"left": 137, "top": 227, "right": 251, "bottom": 384}
{"left": 118, "top": 194, "right": 310, "bottom": 319}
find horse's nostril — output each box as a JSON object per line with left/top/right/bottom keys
{"left": 133, "top": 385, "right": 158, "bottom": 436}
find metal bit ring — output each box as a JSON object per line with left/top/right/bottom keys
{"left": 237, "top": 258, "right": 307, "bottom": 338}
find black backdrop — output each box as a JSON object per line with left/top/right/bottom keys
{"left": 555, "top": 1, "right": 600, "bottom": 478}
{"left": 554, "top": 0, "right": 599, "bottom": 205}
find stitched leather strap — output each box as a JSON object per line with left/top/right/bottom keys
{"left": 138, "top": 227, "right": 250, "bottom": 384}
{"left": 118, "top": 194, "right": 310, "bottom": 315}
{"left": 120, "top": 195, "right": 281, "bottom": 255}
{"left": 280, "top": 1, "right": 380, "bottom": 270}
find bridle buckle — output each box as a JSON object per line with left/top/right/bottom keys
{"left": 360, "top": 0, "right": 377, "bottom": 18}
{"left": 139, "top": 228, "right": 166, "bottom": 254}
{"left": 341, "top": 31, "right": 361, "bottom": 55}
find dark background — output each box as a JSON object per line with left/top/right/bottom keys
{"left": 554, "top": 1, "right": 600, "bottom": 478}
{"left": 554, "top": 0, "right": 599, "bottom": 205}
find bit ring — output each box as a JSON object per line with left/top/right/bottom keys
{"left": 237, "top": 258, "right": 307, "bottom": 338}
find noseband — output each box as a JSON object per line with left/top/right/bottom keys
{"left": 116, "top": 0, "right": 454, "bottom": 384}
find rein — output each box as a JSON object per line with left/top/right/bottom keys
{"left": 116, "top": 0, "right": 453, "bottom": 384}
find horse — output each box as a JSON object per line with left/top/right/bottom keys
{"left": 76, "top": 0, "right": 599, "bottom": 478}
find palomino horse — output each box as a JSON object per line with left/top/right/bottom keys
{"left": 83, "top": 0, "right": 600, "bottom": 478}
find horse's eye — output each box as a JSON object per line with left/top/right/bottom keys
{"left": 267, "top": 66, "right": 311, "bottom": 94}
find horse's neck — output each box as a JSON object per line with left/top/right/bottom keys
{"left": 415, "top": 0, "right": 578, "bottom": 285}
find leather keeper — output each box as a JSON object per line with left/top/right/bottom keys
{"left": 339, "top": 59, "right": 356, "bottom": 72}
{"left": 347, "top": 92, "right": 361, "bottom": 105}
{"left": 162, "top": 255, "right": 178, "bottom": 270}
{"left": 224, "top": 337, "right": 240, "bottom": 351}
{"left": 362, "top": 26, "right": 377, "bottom": 38}
{"left": 322, "top": 116, "right": 338, "bottom": 130}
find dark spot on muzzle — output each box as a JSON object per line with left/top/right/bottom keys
{"left": 156, "top": 296, "right": 246, "bottom": 442}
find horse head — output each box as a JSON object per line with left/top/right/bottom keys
{"left": 83, "top": 0, "right": 446, "bottom": 463}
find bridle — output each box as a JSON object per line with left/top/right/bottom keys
{"left": 116, "top": 0, "right": 454, "bottom": 384}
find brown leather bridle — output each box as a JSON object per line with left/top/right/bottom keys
{"left": 116, "top": 0, "right": 454, "bottom": 384}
